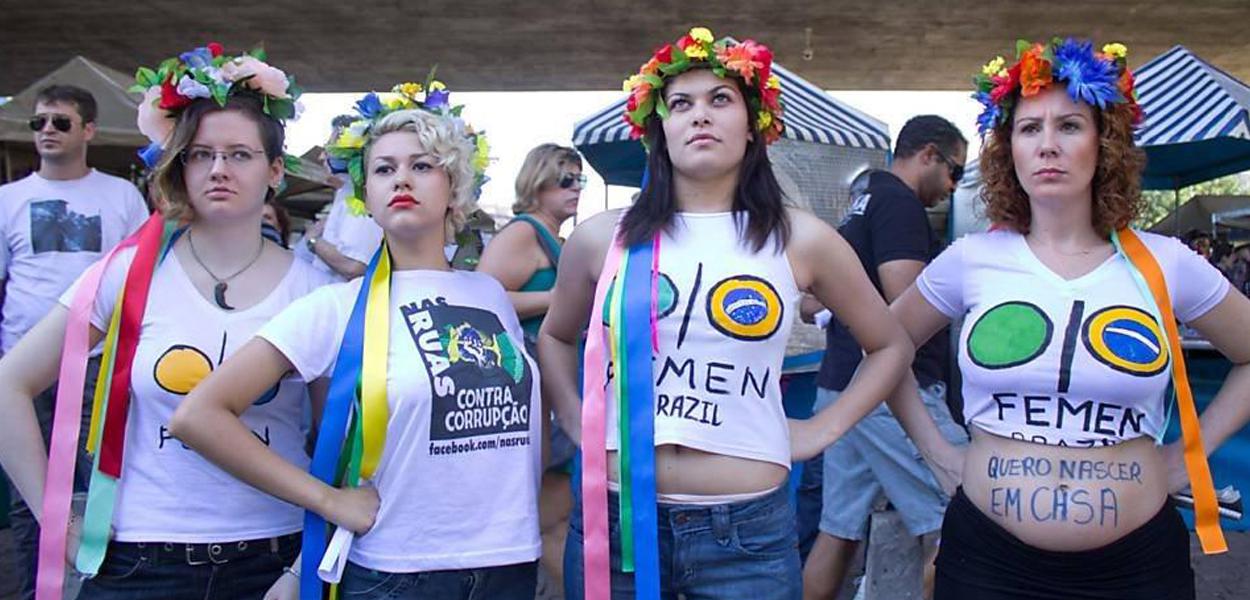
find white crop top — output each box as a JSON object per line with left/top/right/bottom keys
{"left": 917, "top": 230, "right": 1229, "bottom": 447}
{"left": 604, "top": 212, "right": 800, "bottom": 468}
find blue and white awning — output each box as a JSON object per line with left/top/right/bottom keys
{"left": 1134, "top": 45, "right": 1250, "bottom": 189}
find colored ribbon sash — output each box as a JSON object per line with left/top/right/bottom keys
{"left": 582, "top": 233, "right": 661, "bottom": 600}
{"left": 1113, "top": 227, "right": 1226, "bottom": 554}
{"left": 36, "top": 213, "right": 173, "bottom": 599}
{"left": 302, "top": 242, "right": 390, "bottom": 600}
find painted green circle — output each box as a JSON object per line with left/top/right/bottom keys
{"left": 966, "top": 301, "right": 1053, "bottom": 369}
{"left": 601, "top": 273, "right": 679, "bottom": 325}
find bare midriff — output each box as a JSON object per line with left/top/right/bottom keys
{"left": 962, "top": 427, "right": 1168, "bottom": 551}
{"left": 608, "top": 445, "right": 788, "bottom": 495}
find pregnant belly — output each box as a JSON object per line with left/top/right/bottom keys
{"left": 961, "top": 428, "right": 1170, "bottom": 551}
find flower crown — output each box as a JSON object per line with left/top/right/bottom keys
{"left": 973, "top": 38, "right": 1142, "bottom": 136}
{"left": 623, "top": 27, "right": 784, "bottom": 145}
{"left": 130, "top": 43, "right": 303, "bottom": 167}
{"left": 326, "top": 79, "right": 491, "bottom": 216}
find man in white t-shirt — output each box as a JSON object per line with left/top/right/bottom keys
{"left": 297, "top": 115, "right": 383, "bottom": 281}
{"left": 0, "top": 84, "right": 148, "bottom": 600}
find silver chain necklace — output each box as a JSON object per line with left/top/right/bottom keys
{"left": 186, "top": 229, "right": 265, "bottom": 310}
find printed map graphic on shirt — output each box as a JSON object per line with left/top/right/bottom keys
{"left": 30, "top": 199, "right": 102, "bottom": 253}
{"left": 402, "top": 297, "right": 533, "bottom": 441}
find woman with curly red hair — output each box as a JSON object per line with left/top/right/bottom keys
{"left": 888, "top": 39, "right": 1250, "bottom": 599}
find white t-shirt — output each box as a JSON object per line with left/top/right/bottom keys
{"left": 59, "top": 246, "right": 336, "bottom": 542}
{"left": 258, "top": 269, "right": 542, "bottom": 572}
{"left": 0, "top": 170, "right": 148, "bottom": 352}
{"left": 601, "top": 213, "right": 800, "bottom": 469}
{"left": 304, "top": 186, "right": 383, "bottom": 280}
{"left": 916, "top": 230, "right": 1228, "bottom": 447}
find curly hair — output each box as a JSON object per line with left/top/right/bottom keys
{"left": 979, "top": 97, "right": 1145, "bottom": 236}
{"left": 365, "top": 108, "right": 478, "bottom": 241}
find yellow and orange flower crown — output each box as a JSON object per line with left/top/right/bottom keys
{"left": 973, "top": 38, "right": 1142, "bottom": 135}
{"left": 623, "top": 27, "right": 784, "bottom": 145}
{"left": 326, "top": 79, "right": 491, "bottom": 216}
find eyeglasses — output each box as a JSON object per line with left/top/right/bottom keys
{"left": 557, "top": 172, "right": 588, "bottom": 189}
{"left": 933, "top": 147, "right": 965, "bottom": 183}
{"left": 180, "top": 146, "right": 266, "bottom": 169}
{"left": 28, "top": 115, "right": 74, "bottom": 133}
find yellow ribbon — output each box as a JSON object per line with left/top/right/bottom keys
{"left": 360, "top": 241, "right": 391, "bottom": 479}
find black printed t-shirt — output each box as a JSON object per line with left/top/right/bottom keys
{"left": 816, "top": 170, "right": 948, "bottom": 391}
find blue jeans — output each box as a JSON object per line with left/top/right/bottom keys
{"left": 76, "top": 536, "right": 299, "bottom": 600}
{"left": 9, "top": 356, "right": 100, "bottom": 600}
{"left": 340, "top": 560, "right": 538, "bottom": 599}
{"left": 564, "top": 485, "right": 801, "bottom": 600}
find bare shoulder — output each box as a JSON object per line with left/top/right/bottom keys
{"left": 567, "top": 209, "right": 622, "bottom": 251}
{"left": 784, "top": 206, "right": 841, "bottom": 254}
{"left": 487, "top": 217, "right": 539, "bottom": 249}
{"left": 562, "top": 209, "right": 623, "bottom": 281}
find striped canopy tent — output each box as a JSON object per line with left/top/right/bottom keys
{"left": 1135, "top": 45, "right": 1250, "bottom": 190}
{"left": 571, "top": 60, "right": 890, "bottom": 188}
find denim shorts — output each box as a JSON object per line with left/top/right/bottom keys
{"left": 814, "top": 382, "right": 968, "bottom": 540}
{"left": 564, "top": 485, "right": 801, "bottom": 600}
{"left": 340, "top": 560, "right": 537, "bottom": 600}
{"left": 76, "top": 534, "right": 300, "bottom": 600}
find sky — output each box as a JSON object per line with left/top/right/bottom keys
{"left": 286, "top": 90, "right": 985, "bottom": 224}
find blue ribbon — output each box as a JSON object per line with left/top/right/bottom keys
{"left": 300, "top": 246, "right": 382, "bottom": 600}
{"left": 623, "top": 239, "right": 660, "bottom": 599}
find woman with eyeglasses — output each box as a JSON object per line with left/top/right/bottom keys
{"left": 0, "top": 46, "right": 334, "bottom": 599}
{"left": 477, "top": 142, "right": 585, "bottom": 594}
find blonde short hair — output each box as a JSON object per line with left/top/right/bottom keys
{"left": 512, "top": 143, "right": 582, "bottom": 215}
{"left": 367, "top": 109, "right": 478, "bottom": 239}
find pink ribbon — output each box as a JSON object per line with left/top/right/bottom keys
{"left": 581, "top": 237, "right": 625, "bottom": 600}
{"left": 35, "top": 229, "right": 142, "bottom": 600}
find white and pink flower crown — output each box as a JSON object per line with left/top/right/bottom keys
{"left": 130, "top": 43, "right": 302, "bottom": 167}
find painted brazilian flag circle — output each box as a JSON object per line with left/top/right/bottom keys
{"left": 1082, "top": 305, "right": 1168, "bottom": 376}
{"left": 966, "top": 301, "right": 1053, "bottom": 369}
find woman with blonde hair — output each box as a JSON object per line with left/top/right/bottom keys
{"left": 172, "top": 84, "right": 543, "bottom": 600}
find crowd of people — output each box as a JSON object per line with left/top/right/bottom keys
{"left": 0, "top": 28, "right": 1247, "bottom": 600}
{"left": 1184, "top": 229, "right": 1250, "bottom": 298}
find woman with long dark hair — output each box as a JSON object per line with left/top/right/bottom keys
{"left": 539, "top": 27, "right": 914, "bottom": 600}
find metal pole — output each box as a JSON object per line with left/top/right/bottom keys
{"left": 1173, "top": 186, "right": 1181, "bottom": 236}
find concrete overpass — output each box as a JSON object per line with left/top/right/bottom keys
{"left": 2, "top": 1, "right": 1248, "bottom": 94}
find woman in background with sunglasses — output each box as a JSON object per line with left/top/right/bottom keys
{"left": 477, "top": 142, "right": 585, "bottom": 596}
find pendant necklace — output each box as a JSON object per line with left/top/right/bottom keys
{"left": 187, "top": 229, "right": 265, "bottom": 310}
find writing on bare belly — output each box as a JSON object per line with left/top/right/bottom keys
{"left": 985, "top": 454, "right": 1143, "bottom": 527}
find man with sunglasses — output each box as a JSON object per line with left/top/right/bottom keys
{"left": 797, "top": 115, "right": 968, "bottom": 600}
{"left": 0, "top": 84, "right": 148, "bottom": 600}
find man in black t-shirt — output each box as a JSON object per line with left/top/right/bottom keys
{"left": 798, "top": 116, "right": 970, "bottom": 600}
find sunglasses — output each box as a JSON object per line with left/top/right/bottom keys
{"left": 28, "top": 115, "right": 74, "bottom": 133}
{"left": 933, "top": 147, "right": 965, "bottom": 183}
{"left": 557, "top": 172, "right": 588, "bottom": 189}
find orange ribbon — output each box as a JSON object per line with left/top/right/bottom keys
{"left": 1117, "top": 227, "right": 1226, "bottom": 554}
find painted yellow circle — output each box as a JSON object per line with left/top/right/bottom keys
{"left": 153, "top": 345, "right": 213, "bottom": 395}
